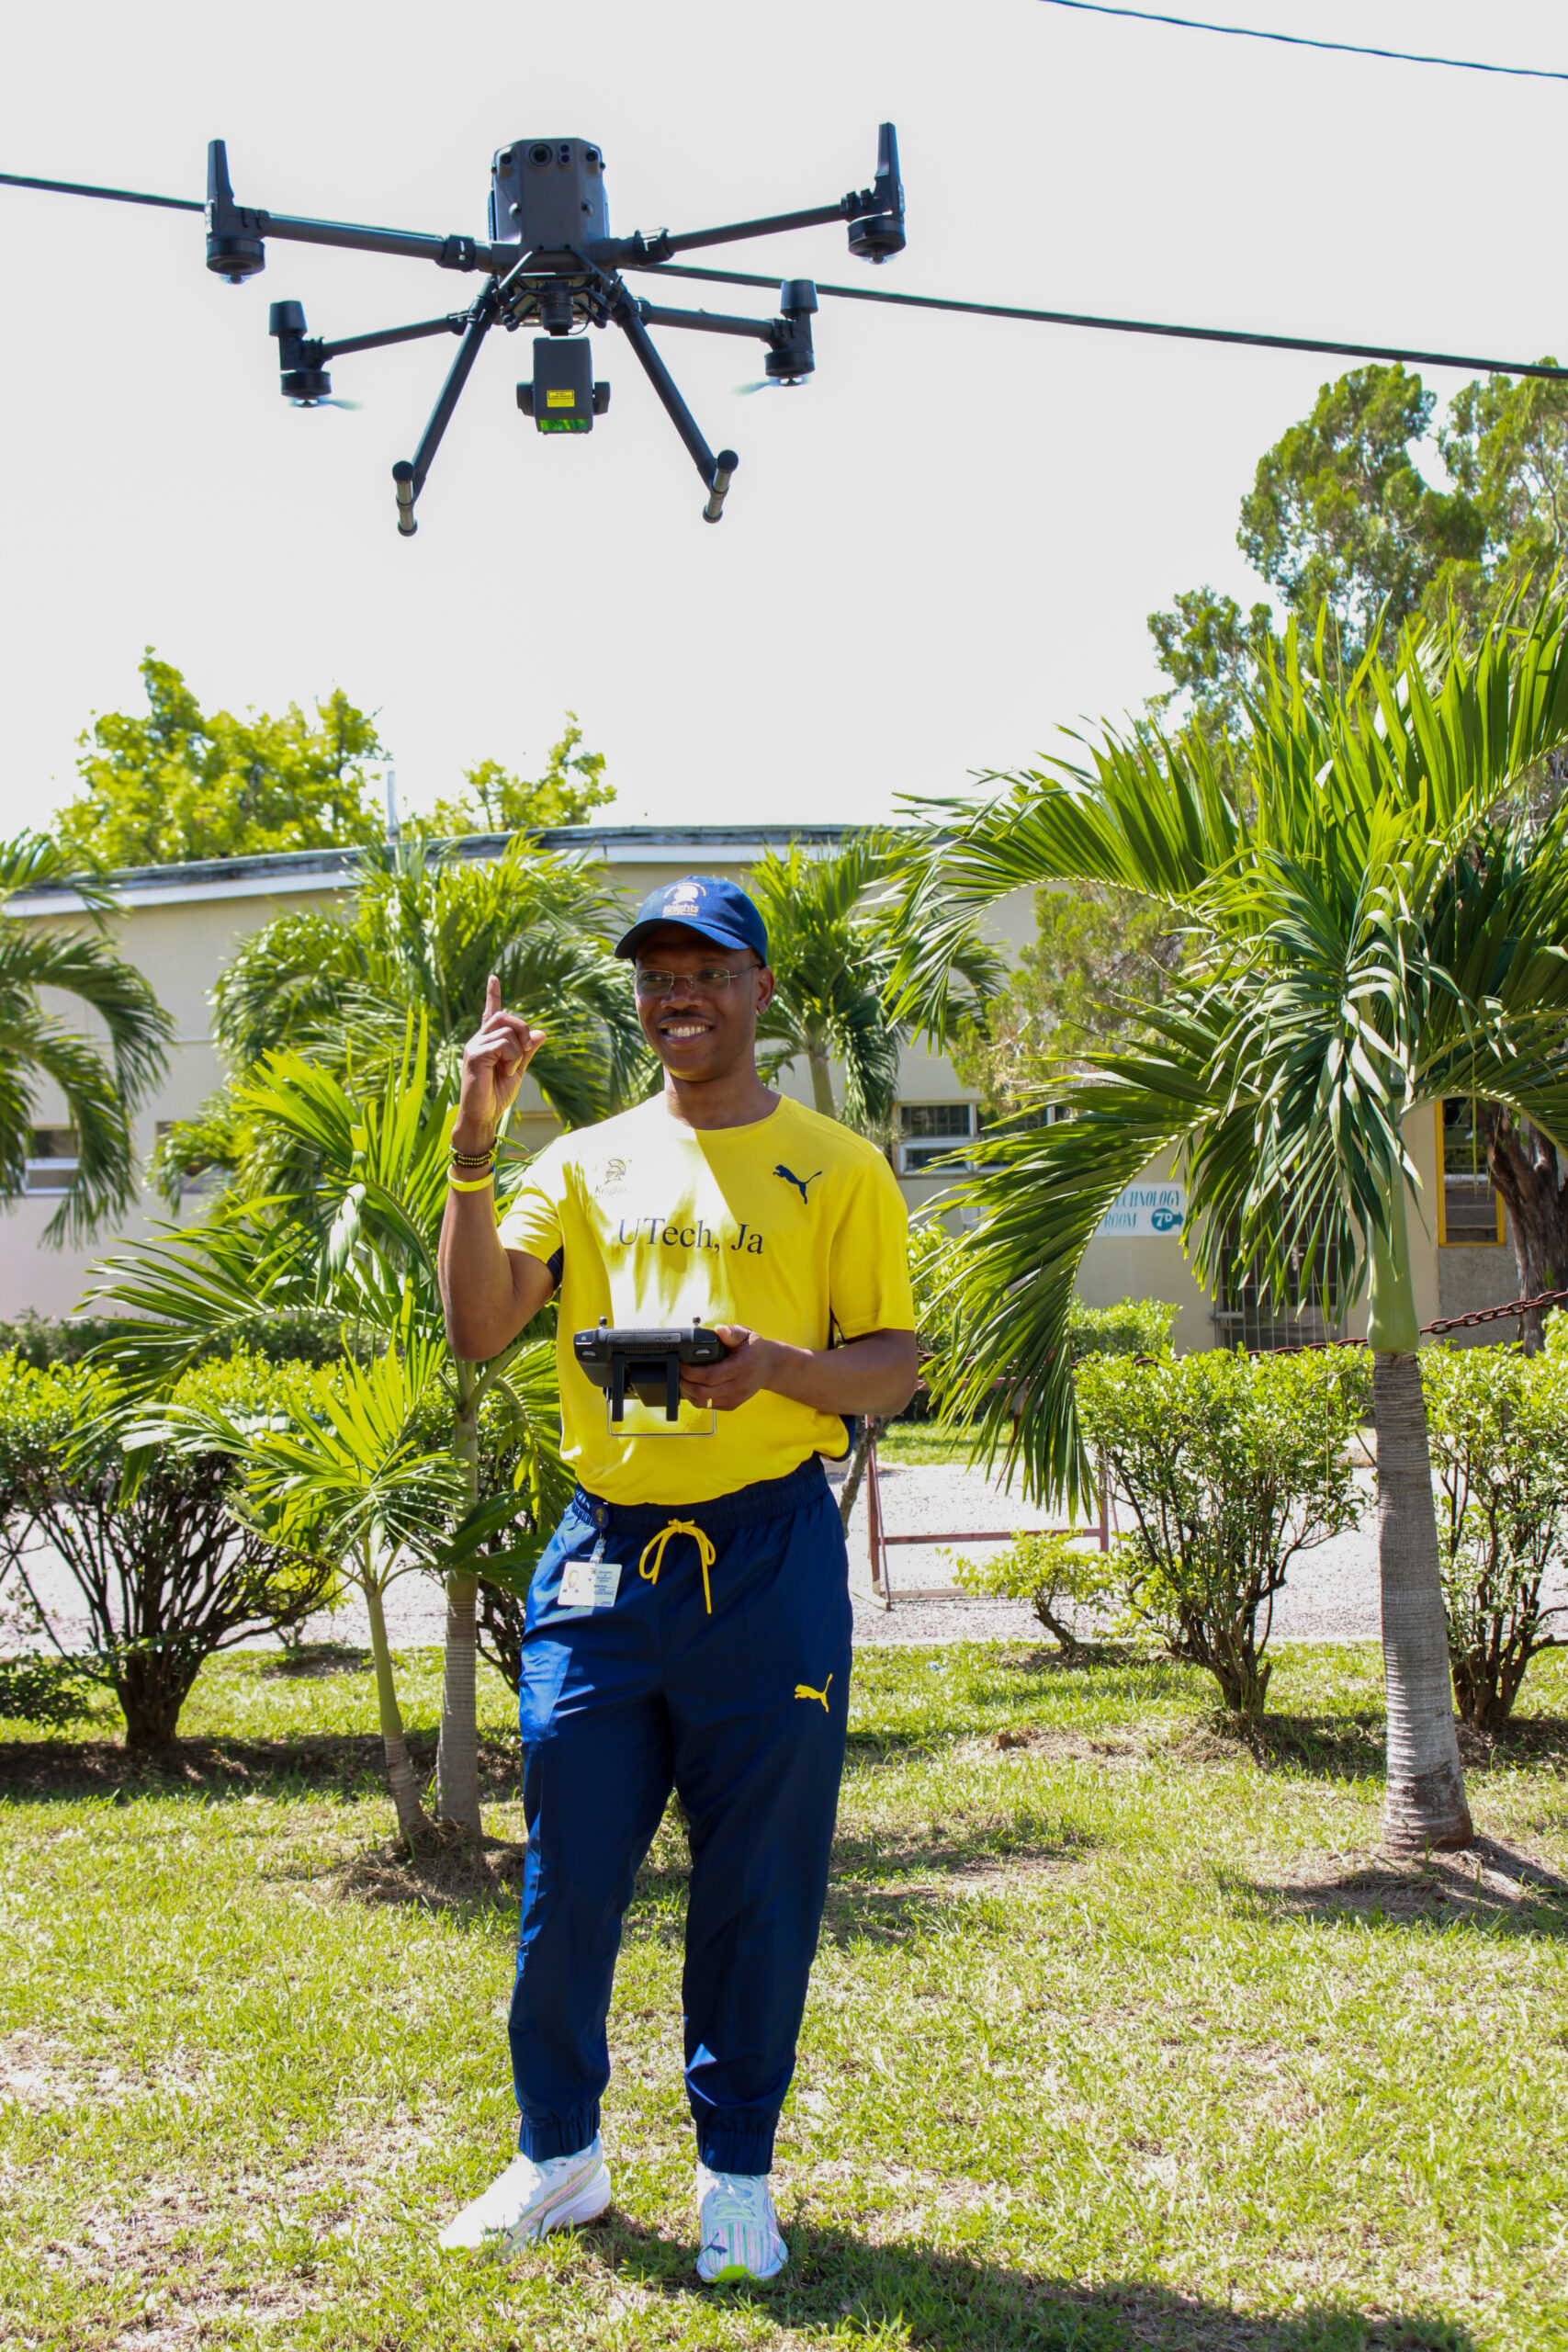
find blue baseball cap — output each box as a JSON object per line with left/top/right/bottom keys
{"left": 615, "top": 875, "right": 770, "bottom": 965}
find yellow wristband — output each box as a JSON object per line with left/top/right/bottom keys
{"left": 447, "top": 1170, "right": 496, "bottom": 1193}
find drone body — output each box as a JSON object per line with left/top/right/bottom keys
{"left": 196, "top": 124, "right": 906, "bottom": 531}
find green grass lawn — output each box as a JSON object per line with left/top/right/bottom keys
{"left": 873, "top": 1422, "right": 976, "bottom": 1465}
{"left": 3, "top": 1641, "right": 1567, "bottom": 2351}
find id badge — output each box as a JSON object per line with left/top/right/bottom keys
{"left": 558, "top": 1535, "right": 620, "bottom": 1612}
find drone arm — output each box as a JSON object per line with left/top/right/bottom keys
{"left": 636, "top": 301, "right": 776, "bottom": 342}
{"left": 639, "top": 202, "right": 849, "bottom": 261}
{"left": 318, "top": 311, "right": 469, "bottom": 360}
{"left": 261, "top": 213, "right": 505, "bottom": 273}
{"left": 613, "top": 295, "right": 739, "bottom": 521}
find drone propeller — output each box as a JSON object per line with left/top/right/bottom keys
{"left": 733, "top": 375, "right": 812, "bottom": 396}
{"left": 290, "top": 395, "right": 363, "bottom": 410}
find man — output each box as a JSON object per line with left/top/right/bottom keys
{"left": 436, "top": 874, "right": 917, "bottom": 2283}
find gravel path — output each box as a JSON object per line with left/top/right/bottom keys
{"left": 13, "top": 1456, "right": 1562, "bottom": 1659}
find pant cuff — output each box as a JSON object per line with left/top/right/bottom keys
{"left": 518, "top": 2102, "right": 600, "bottom": 2162}
{"left": 695, "top": 2120, "right": 776, "bottom": 2177}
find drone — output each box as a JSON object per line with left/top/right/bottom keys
{"left": 6, "top": 127, "right": 903, "bottom": 534}
{"left": 13, "top": 109, "right": 1547, "bottom": 548}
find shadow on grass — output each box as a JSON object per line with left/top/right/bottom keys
{"left": 1227, "top": 1834, "right": 1568, "bottom": 1938}
{"left": 0, "top": 1729, "right": 522, "bottom": 1807}
{"left": 595, "top": 2211, "right": 1480, "bottom": 2350}
{"left": 261, "top": 1643, "right": 372, "bottom": 1679}
{"left": 1166, "top": 1709, "right": 1568, "bottom": 1786}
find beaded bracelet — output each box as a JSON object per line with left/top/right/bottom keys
{"left": 449, "top": 1143, "right": 498, "bottom": 1168}
{"left": 448, "top": 1169, "right": 496, "bottom": 1193}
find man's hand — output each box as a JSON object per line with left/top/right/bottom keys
{"left": 679, "top": 1323, "right": 918, "bottom": 1419}
{"left": 455, "top": 975, "right": 546, "bottom": 1149}
{"left": 680, "top": 1324, "right": 777, "bottom": 1412}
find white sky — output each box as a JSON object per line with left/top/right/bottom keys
{"left": 2, "top": 0, "right": 1564, "bottom": 837}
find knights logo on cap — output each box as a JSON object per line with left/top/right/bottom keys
{"left": 666, "top": 883, "right": 703, "bottom": 910}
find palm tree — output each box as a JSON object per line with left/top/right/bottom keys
{"left": 892, "top": 600, "right": 1568, "bottom": 1854}
{"left": 89, "top": 1022, "right": 570, "bottom": 1838}
{"left": 152, "top": 832, "right": 649, "bottom": 1200}
{"left": 0, "top": 833, "right": 172, "bottom": 1241}
{"left": 750, "top": 836, "right": 1006, "bottom": 1130}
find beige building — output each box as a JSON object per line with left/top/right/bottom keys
{"left": 1, "top": 826, "right": 1524, "bottom": 1342}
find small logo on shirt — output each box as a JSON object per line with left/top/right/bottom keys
{"left": 795, "top": 1675, "right": 833, "bottom": 1713}
{"left": 594, "top": 1156, "right": 628, "bottom": 1200}
{"left": 773, "top": 1163, "right": 821, "bottom": 1205}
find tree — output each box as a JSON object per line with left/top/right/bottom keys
{"left": 1149, "top": 366, "right": 1568, "bottom": 1327}
{"left": 0, "top": 1351, "right": 334, "bottom": 1746}
{"left": 749, "top": 837, "right": 1006, "bottom": 1130}
{"left": 154, "top": 1336, "right": 474, "bottom": 1843}
{"left": 1149, "top": 360, "right": 1568, "bottom": 719}
{"left": 1076, "top": 1347, "right": 1370, "bottom": 1722}
{"left": 893, "top": 595, "right": 1568, "bottom": 1852}
{"left": 88, "top": 1021, "right": 569, "bottom": 1835}
{"left": 150, "top": 834, "right": 651, "bottom": 1204}
{"left": 1422, "top": 1325, "right": 1568, "bottom": 1729}
{"left": 0, "top": 833, "right": 172, "bottom": 1242}
{"left": 427, "top": 715, "right": 615, "bottom": 836}
{"left": 53, "top": 654, "right": 389, "bottom": 867}
{"left": 952, "top": 880, "right": 1183, "bottom": 1114}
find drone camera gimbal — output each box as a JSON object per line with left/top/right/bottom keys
{"left": 205, "top": 122, "right": 903, "bottom": 529}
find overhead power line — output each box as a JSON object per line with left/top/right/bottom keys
{"left": 0, "top": 170, "right": 202, "bottom": 211}
{"left": 6, "top": 167, "right": 1563, "bottom": 386}
{"left": 639, "top": 263, "right": 1568, "bottom": 383}
{"left": 1035, "top": 0, "right": 1568, "bottom": 84}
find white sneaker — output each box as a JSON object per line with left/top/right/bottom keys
{"left": 694, "top": 2162, "right": 787, "bottom": 2284}
{"left": 438, "top": 2139, "right": 611, "bottom": 2255}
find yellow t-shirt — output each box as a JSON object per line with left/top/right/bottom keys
{"left": 498, "top": 1092, "right": 915, "bottom": 1505}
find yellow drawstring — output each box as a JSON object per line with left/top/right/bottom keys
{"left": 638, "top": 1518, "right": 717, "bottom": 1614}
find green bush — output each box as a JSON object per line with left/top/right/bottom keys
{"left": 1076, "top": 1347, "right": 1371, "bottom": 1720}
{"left": 953, "top": 1530, "right": 1119, "bottom": 1657}
{"left": 0, "top": 1307, "right": 371, "bottom": 1371}
{"left": 0, "top": 1652, "right": 98, "bottom": 1728}
{"left": 1066, "top": 1297, "right": 1180, "bottom": 1363}
{"left": 0, "top": 1352, "right": 336, "bottom": 1746}
{"left": 1422, "top": 1317, "right": 1568, "bottom": 1728}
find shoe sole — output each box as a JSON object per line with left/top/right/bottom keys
{"left": 701, "top": 2259, "right": 785, "bottom": 2286}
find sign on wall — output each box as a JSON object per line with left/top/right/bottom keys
{"left": 1094, "top": 1181, "right": 1187, "bottom": 1238}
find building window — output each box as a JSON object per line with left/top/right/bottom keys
{"left": 22, "top": 1127, "right": 78, "bottom": 1195}
{"left": 1438, "top": 1101, "right": 1506, "bottom": 1245}
{"left": 1215, "top": 1225, "right": 1342, "bottom": 1352}
{"left": 897, "top": 1102, "right": 976, "bottom": 1174}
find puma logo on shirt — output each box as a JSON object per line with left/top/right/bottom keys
{"left": 795, "top": 1675, "right": 833, "bottom": 1712}
{"left": 773, "top": 1164, "right": 821, "bottom": 1205}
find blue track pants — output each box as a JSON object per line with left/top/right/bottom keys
{"left": 510, "top": 1455, "right": 851, "bottom": 2177}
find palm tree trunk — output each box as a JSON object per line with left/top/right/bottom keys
{"left": 1368, "top": 1185, "right": 1473, "bottom": 1853}
{"left": 362, "top": 1570, "right": 430, "bottom": 1848}
{"left": 807, "top": 1049, "right": 837, "bottom": 1119}
{"left": 433, "top": 1359, "right": 483, "bottom": 1836}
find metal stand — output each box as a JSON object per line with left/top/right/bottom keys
{"left": 857, "top": 1428, "right": 1112, "bottom": 1611}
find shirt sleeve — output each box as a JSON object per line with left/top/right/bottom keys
{"left": 497, "top": 1136, "right": 571, "bottom": 1267}
{"left": 828, "top": 1149, "right": 916, "bottom": 1339}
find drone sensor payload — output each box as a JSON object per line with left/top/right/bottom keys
{"left": 197, "top": 124, "right": 905, "bottom": 531}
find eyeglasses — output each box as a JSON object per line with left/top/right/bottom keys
{"left": 634, "top": 963, "right": 759, "bottom": 1001}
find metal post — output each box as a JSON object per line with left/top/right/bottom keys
{"left": 865, "top": 1432, "right": 891, "bottom": 1610}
